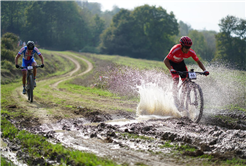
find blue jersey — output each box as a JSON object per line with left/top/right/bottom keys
{"left": 18, "top": 46, "right": 41, "bottom": 60}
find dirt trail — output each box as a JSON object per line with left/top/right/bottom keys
{"left": 7, "top": 52, "right": 246, "bottom": 166}
{"left": 11, "top": 53, "right": 93, "bottom": 124}
{"left": 51, "top": 53, "right": 93, "bottom": 89}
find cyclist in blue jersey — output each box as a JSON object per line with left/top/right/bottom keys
{"left": 15, "top": 41, "right": 44, "bottom": 94}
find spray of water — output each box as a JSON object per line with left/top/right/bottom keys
{"left": 190, "top": 63, "right": 246, "bottom": 113}
{"left": 136, "top": 82, "right": 181, "bottom": 117}
{"left": 103, "top": 64, "right": 245, "bottom": 117}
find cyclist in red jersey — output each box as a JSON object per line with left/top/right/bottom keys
{"left": 163, "top": 36, "right": 209, "bottom": 100}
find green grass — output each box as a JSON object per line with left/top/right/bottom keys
{"left": 1, "top": 156, "right": 15, "bottom": 166}
{"left": 120, "top": 132, "right": 154, "bottom": 141}
{"left": 159, "top": 140, "right": 175, "bottom": 148}
{"left": 1, "top": 83, "right": 18, "bottom": 107}
{"left": 89, "top": 53, "right": 168, "bottom": 71}
{"left": 59, "top": 81, "right": 119, "bottom": 98}
{"left": 1, "top": 117, "right": 119, "bottom": 166}
{"left": 228, "top": 104, "right": 246, "bottom": 112}
{"left": 54, "top": 51, "right": 88, "bottom": 75}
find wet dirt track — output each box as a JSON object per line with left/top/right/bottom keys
{"left": 2, "top": 107, "right": 246, "bottom": 166}
{"left": 2, "top": 52, "right": 246, "bottom": 166}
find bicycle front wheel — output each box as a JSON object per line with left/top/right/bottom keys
{"left": 29, "top": 75, "right": 34, "bottom": 102}
{"left": 186, "top": 83, "right": 204, "bottom": 123}
{"left": 27, "top": 75, "right": 30, "bottom": 100}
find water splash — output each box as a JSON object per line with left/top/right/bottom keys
{"left": 136, "top": 82, "right": 181, "bottom": 117}
{"left": 188, "top": 63, "right": 246, "bottom": 113}
{"left": 135, "top": 64, "right": 245, "bottom": 117}
{"left": 104, "top": 64, "right": 245, "bottom": 117}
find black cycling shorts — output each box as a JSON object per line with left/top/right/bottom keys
{"left": 169, "top": 60, "right": 187, "bottom": 78}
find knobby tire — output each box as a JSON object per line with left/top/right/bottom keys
{"left": 29, "top": 75, "right": 34, "bottom": 102}
{"left": 186, "top": 83, "right": 203, "bottom": 123}
{"left": 27, "top": 75, "right": 30, "bottom": 100}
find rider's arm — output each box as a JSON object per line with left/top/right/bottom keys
{"left": 164, "top": 57, "right": 172, "bottom": 70}
{"left": 196, "top": 60, "right": 206, "bottom": 71}
{"left": 15, "top": 54, "right": 21, "bottom": 65}
{"left": 39, "top": 54, "right": 44, "bottom": 65}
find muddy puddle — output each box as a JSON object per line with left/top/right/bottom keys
{"left": 2, "top": 109, "right": 246, "bottom": 166}
{"left": 1, "top": 136, "right": 29, "bottom": 166}
{"left": 3, "top": 108, "right": 245, "bottom": 166}
{"left": 2, "top": 107, "right": 246, "bottom": 166}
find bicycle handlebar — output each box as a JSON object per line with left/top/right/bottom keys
{"left": 20, "top": 65, "right": 42, "bottom": 69}
{"left": 176, "top": 71, "right": 205, "bottom": 75}
{"left": 175, "top": 69, "right": 206, "bottom": 75}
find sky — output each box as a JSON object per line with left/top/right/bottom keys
{"left": 87, "top": 0, "right": 246, "bottom": 32}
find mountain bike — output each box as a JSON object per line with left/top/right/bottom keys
{"left": 174, "top": 69, "right": 206, "bottom": 123}
{"left": 20, "top": 65, "right": 41, "bottom": 102}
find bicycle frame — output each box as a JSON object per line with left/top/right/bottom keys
{"left": 20, "top": 65, "right": 41, "bottom": 102}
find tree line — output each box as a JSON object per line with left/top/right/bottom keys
{"left": 1, "top": 1, "right": 245, "bottom": 70}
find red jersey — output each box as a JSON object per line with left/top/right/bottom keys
{"left": 166, "top": 44, "right": 199, "bottom": 63}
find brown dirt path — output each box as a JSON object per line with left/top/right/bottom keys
{"left": 51, "top": 53, "right": 93, "bottom": 89}
{"left": 11, "top": 53, "right": 93, "bottom": 124}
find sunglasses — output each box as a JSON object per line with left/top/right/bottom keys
{"left": 184, "top": 46, "right": 191, "bottom": 49}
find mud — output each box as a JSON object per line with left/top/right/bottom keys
{"left": 3, "top": 107, "right": 246, "bottom": 166}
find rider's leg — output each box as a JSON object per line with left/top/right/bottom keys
{"left": 21, "top": 58, "right": 27, "bottom": 90}
{"left": 169, "top": 60, "right": 180, "bottom": 102}
{"left": 22, "top": 70, "right": 27, "bottom": 94}
{"left": 180, "top": 65, "right": 188, "bottom": 93}
{"left": 32, "top": 61, "right": 37, "bottom": 79}
{"left": 32, "top": 61, "right": 37, "bottom": 87}
{"left": 22, "top": 70, "right": 27, "bottom": 86}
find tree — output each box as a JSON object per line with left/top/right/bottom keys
{"left": 100, "top": 9, "right": 133, "bottom": 55}
{"left": 188, "top": 30, "right": 207, "bottom": 60}
{"left": 1, "top": 1, "right": 28, "bottom": 35}
{"left": 214, "top": 15, "right": 246, "bottom": 70}
{"left": 91, "top": 14, "right": 105, "bottom": 47}
{"left": 87, "top": 2, "right": 101, "bottom": 15}
{"left": 179, "top": 21, "right": 192, "bottom": 36}
{"left": 100, "top": 6, "right": 121, "bottom": 28}
{"left": 201, "top": 30, "right": 217, "bottom": 62}
{"left": 100, "top": 5, "right": 179, "bottom": 60}
{"left": 23, "top": 1, "right": 91, "bottom": 50}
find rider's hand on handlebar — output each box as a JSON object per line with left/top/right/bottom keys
{"left": 203, "top": 70, "right": 209, "bottom": 76}
{"left": 170, "top": 69, "right": 178, "bottom": 74}
{"left": 15, "top": 64, "right": 19, "bottom": 68}
{"left": 41, "top": 64, "right": 44, "bottom": 68}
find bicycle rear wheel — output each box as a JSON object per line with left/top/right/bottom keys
{"left": 186, "top": 83, "right": 203, "bottom": 123}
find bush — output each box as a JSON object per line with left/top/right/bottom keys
{"left": 1, "top": 38, "right": 16, "bottom": 50}
{"left": 80, "top": 46, "right": 100, "bottom": 54}
{"left": 1, "top": 60, "right": 14, "bottom": 70}
{"left": 1, "top": 32, "right": 19, "bottom": 50}
{"left": 1, "top": 48, "right": 16, "bottom": 62}
{"left": 2, "top": 32, "right": 19, "bottom": 42}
